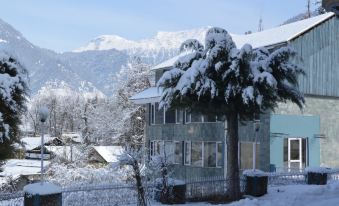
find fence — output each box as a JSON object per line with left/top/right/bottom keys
{"left": 2, "top": 170, "right": 339, "bottom": 205}
{"left": 0, "top": 191, "right": 24, "bottom": 206}
{"left": 185, "top": 176, "right": 246, "bottom": 202}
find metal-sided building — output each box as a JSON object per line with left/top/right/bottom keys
{"left": 130, "top": 11, "right": 339, "bottom": 179}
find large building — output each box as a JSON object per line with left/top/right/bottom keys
{"left": 130, "top": 11, "right": 339, "bottom": 179}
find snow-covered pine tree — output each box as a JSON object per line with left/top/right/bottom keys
{"left": 157, "top": 27, "right": 305, "bottom": 201}
{"left": 0, "top": 53, "right": 28, "bottom": 161}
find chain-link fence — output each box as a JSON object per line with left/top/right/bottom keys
{"left": 0, "top": 191, "right": 24, "bottom": 206}
{"left": 2, "top": 170, "right": 339, "bottom": 205}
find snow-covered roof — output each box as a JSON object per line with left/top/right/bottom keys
{"left": 151, "top": 52, "right": 191, "bottom": 71}
{"left": 61, "top": 133, "right": 82, "bottom": 143}
{"left": 129, "top": 87, "right": 162, "bottom": 104}
{"left": 21, "top": 136, "right": 58, "bottom": 151}
{"left": 232, "top": 12, "right": 335, "bottom": 49}
{"left": 92, "top": 146, "right": 124, "bottom": 163}
{"left": 45, "top": 146, "right": 81, "bottom": 161}
{"left": 0, "top": 159, "right": 50, "bottom": 177}
{"left": 24, "top": 182, "right": 61, "bottom": 195}
{"left": 151, "top": 12, "right": 335, "bottom": 71}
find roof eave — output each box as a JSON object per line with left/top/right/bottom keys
{"left": 130, "top": 96, "right": 161, "bottom": 104}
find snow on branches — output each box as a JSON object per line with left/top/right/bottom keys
{"left": 0, "top": 52, "right": 28, "bottom": 142}
{"left": 157, "top": 27, "right": 305, "bottom": 119}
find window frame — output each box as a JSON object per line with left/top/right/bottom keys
{"left": 238, "top": 141, "right": 260, "bottom": 170}
{"left": 216, "top": 142, "right": 223, "bottom": 168}
{"left": 191, "top": 141, "right": 204, "bottom": 167}
{"left": 184, "top": 141, "right": 191, "bottom": 165}
{"left": 150, "top": 103, "right": 155, "bottom": 125}
{"left": 173, "top": 141, "right": 182, "bottom": 164}
{"left": 202, "top": 141, "right": 223, "bottom": 168}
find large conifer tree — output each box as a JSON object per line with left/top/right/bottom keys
{"left": 157, "top": 27, "right": 304, "bottom": 200}
{"left": 0, "top": 53, "right": 28, "bottom": 162}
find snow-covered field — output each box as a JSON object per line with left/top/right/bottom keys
{"left": 152, "top": 181, "right": 339, "bottom": 206}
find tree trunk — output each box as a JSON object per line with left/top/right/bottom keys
{"left": 133, "top": 160, "right": 147, "bottom": 206}
{"left": 226, "top": 112, "right": 241, "bottom": 201}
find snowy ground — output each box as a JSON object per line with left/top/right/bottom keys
{"left": 153, "top": 181, "right": 339, "bottom": 206}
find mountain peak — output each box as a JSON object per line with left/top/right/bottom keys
{"left": 73, "top": 27, "right": 211, "bottom": 52}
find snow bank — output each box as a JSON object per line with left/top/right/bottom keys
{"left": 24, "top": 182, "right": 61, "bottom": 195}
{"left": 243, "top": 169, "right": 267, "bottom": 177}
{"left": 305, "top": 167, "right": 331, "bottom": 174}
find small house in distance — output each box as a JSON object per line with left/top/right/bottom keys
{"left": 131, "top": 12, "right": 339, "bottom": 179}
{"left": 0, "top": 159, "right": 51, "bottom": 182}
{"left": 88, "top": 146, "right": 124, "bottom": 164}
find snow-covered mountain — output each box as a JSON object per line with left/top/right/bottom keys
{"left": 0, "top": 18, "right": 102, "bottom": 96}
{"left": 74, "top": 27, "right": 209, "bottom": 52}
{"left": 0, "top": 18, "right": 210, "bottom": 96}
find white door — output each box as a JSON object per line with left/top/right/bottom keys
{"left": 288, "top": 138, "right": 302, "bottom": 171}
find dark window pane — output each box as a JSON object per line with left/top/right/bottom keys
{"left": 204, "top": 142, "right": 216, "bottom": 167}
{"left": 150, "top": 104, "right": 155, "bottom": 125}
{"left": 191, "top": 112, "right": 202, "bottom": 122}
{"left": 290, "top": 140, "right": 300, "bottom": 160}
{"left": 184, "top": 142, "right": 191, "bottom": 165}
{"left": 176, "top": 109, "right": 183, "bottom": 124}
{"left": 203, "top": 114, "right": 216, "bottom": 122}
{"left": 217, "top": 143, "right": 223, "bottom": 167}
{"left": 165, "top": 109, "right": 176, "bottom": 123}
{"left": 155, "top": 103, "right": 164, "bottom": 124}
{"left": 174, "top": 142, "right": 182, "bottom": 164}
{"left": 191, "top": 142, "right": 203, "bottom": 167}
{"left": 240, "top": 142, "right": 260, "bottom": 170}
{"left": 150, "top": 141, "right": 154, "bottom": 156}
{"left": 164, "top": 141, "right": 173, "bottom": 162}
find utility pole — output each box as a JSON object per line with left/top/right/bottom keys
{"left": 258, "top": 16, "right": 264, "bottom": 32}
{"left": 307, "top": 0, "right": 312, "bottom": 18}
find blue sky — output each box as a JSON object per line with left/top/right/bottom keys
{"left": 1, "top": 0, "right": 316, "bottom": 52}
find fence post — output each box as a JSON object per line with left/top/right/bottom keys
{"left": 23, "top": 182, "right": 62, "bottom": 206}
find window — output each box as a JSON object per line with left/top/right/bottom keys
{"left": 150, "top": 104, "right": 155, "bottom": 125}
{"left": 154, "top": 141, "right": 164, "bottom": 156}
{"left": 184, "top": 141, "right": 191, "bottom": 165}
{"left": 239, "top": 142, "right": 260, "bottom": 170}
{"left": 150, "top": 141, "right": 154, "bottom": 157}
{"left": 202, "top": 114, "right": 217, "bottom": 122}
{"left": 191, "top": 142, "right": 203, "bottom": 167}
{"left": 203, "top": 142, "right": 223, "bottom": 168}
{"left": 176, "top": 109, "right": 183, "bottom": 124}
{"left": 185, "top": 110, "right": 203, "bottom": 123}
{"left": 204, "top": 142, "right": 216, "bottom": 167}
{"left": 185, "top": 110, "right": 191, "bottom": 123}
{"left": 217, "top": 142, "right": 223, "bottom": 167}
{"left": 191, "top": 113, "right": 203, "bottom": 123}
{"left": 155, "top": 103, "right": 164, "bottom": 124}
{"left": 165, "top": 108, "right": 176, "bottom": 124}
{"left": 174, "top": 141, "right": 182, "bottom": 164}
{"left": 164, "top": 141, "right": 174, "bottom": 162}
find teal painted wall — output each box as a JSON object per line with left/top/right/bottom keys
{"left": 270, "top": 114, "right": 320, "bottom": 169}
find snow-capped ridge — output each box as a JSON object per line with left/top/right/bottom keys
{"left": 73, "top": 27, "right": 211, "bottom": 52}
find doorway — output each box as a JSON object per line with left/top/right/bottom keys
{"left": 283, "top": 138, "right": 308, "bottom": 171}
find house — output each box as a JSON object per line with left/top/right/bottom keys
{"left": 0, "top": 159, "right": 51, "bottom": 182}
{"left": 21, "top": 136, "right": 63, "bottom": 160}
{"left": 130, "top": 11, "right": 339, "bottom": 178}
{"left": 45, "top": 146, "right": 82, "bottom": 162}
{"left": 88, "top": 146, "right": 124, "bottom": 164}
{"left": 60, "top": 132, "right": 83, "bottom": 144}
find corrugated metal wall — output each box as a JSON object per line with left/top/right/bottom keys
{"left": 292, "top": 16, "right": 339, "bottom": 97}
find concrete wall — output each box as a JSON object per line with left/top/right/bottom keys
{"left": 275, "top": 96, "right": 339, "bottom": 167}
